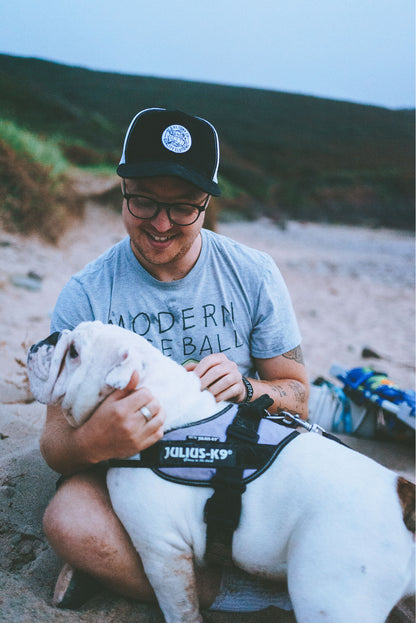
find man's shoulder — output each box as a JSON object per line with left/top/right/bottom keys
{"left": 203, "top": 228, "right": 274, "bottom": 268}
{"left": 72, "top": 237, "right": 130, "bottom": 282}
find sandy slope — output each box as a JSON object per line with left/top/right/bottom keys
{"left": 0, "top": 204, "right": 414, "bottom": 622}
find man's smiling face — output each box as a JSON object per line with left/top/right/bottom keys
{"left": 122, "top": 176, "right": 210, "bottom": 282}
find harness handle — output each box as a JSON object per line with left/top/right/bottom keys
{"left": 204, "top": 394, "right": 272, "bottom": 567}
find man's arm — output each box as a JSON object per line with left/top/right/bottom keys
{"left": 40, "top": 372, "right": 165, "bottom": 475}
{"left": 186, "top": 346, "right": 309, "bottom": 420}
{"left": 252, "top": 346, "right": 309, "bottom": 419}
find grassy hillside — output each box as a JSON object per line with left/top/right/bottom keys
{"left": 0, "top": 120, "right": 83, "bottom": 241}
{"left": 0, "top": 53, "right": 414, "bottom": 230}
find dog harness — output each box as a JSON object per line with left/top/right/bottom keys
{"left": 109, "top": 395, "right": 299, "bottom": 565}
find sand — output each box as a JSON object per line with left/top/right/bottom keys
{"left": 0, "top": 200, "right": 414, "bottom": 622}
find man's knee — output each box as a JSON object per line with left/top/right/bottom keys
{"left": 43, "top": 471, "right": 110, "bottom": 553}
{"left": 42, "top": 471, "right": 155, "bottom": 601}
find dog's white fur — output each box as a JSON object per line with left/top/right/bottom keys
{"left": 27, "top": 321, "right": 415, "bottom": 623}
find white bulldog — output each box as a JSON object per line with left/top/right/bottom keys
{"left": 27, "top": 321, "right": 415, "bottom": 623}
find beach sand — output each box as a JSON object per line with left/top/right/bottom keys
{"left": 0, "top": 202, "right": 414, "bottom": 622}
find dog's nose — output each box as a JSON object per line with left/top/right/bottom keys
{"left": 29, "top": 331, "right": 61, "bottom": 354}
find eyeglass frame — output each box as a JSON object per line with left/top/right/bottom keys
{"left": 121, "top": 179, "right": 210, "bottom": 226}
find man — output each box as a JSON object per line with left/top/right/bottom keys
{"left": 40, "top": 108, "right": 309, "bottom": 611}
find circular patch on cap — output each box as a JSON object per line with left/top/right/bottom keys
{"left": 161, "top": 124, "right": 192, "bottom": 154}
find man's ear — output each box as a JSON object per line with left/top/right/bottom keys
{"left": 104, "top": 349, "right": 144, "bottom": 390}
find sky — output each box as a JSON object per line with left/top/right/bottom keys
{"left": 0, "top": 0, "right": 414, "bottom": 110}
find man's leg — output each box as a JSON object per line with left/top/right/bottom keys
{"left": 43, "top": 468, "right": 221, "bottom": 607}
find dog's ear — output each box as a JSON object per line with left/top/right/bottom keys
{"left": 104, "top": 349, "right": 144, "bottom": 390}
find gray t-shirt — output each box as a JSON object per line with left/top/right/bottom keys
{"left": 51, "top": 229, "right": 301, "bottom": 377}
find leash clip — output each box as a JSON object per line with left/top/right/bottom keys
{"left": 263, "top": 410, "right": 327, "bottom": 434}
{"left": 263, "top": 410, "right": 350, "bottom": 449}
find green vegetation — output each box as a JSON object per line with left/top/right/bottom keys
{"left": 0, "top": 53, "right": 414, "bottom": 235}
{"left": 0, "top": 119, "right": 70, "bottom": 176}
{"left": 0, "top": 120, "right": 83, "bottom": 242}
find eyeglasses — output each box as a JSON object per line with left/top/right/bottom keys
{"left": 122, "top": 180, "right": 210, "bottom": 226}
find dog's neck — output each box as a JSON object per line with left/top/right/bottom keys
{"left": 138, "top": 348, "right": 228, "bottom": 432}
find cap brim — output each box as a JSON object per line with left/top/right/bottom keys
{"left": 116, "top": 161, "right": 221, "bottom": 197}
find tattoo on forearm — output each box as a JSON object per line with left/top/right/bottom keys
{"left": 271, "top": 385, "right": 287, "bottom": 398}
{"left": 289, "top": 380, "right": 307, "bottom": 404}
{"left": 270, "top": 381, "right": 306, "bottom": 409}
{"left": 282, "top": 346, "right": 304, "bottom": 365}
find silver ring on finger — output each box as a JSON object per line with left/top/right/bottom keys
{"left": 139, "top": 406, "right": 153, "bottom": 422}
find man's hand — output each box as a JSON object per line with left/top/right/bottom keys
{"left": 78, "top": 371, "right": 165, "bottom": 463}
{"left": 185, "top": 353, "right": 246, "bottom": 403}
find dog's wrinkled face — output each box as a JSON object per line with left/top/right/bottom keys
{"left": 27, "top": 328, "right": 72, "bottom": 403}
{"left": 27, "top": 321, "right": 145, "bottom": 427}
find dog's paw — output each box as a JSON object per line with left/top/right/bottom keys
{"left": 105, "top": 349, "right": 143, "bottom": 390}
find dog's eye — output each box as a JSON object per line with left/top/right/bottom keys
{"left": 69, "top": 344, "right": 79, "bottom": 359}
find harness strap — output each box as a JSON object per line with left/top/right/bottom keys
{"left": 109, "top": 440, "right": 279, "bottom": 469}
{"left": 203, "top": 394, "right": 274, "bottom": 567}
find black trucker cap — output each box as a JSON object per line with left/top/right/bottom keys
{"left": 117, "top": 108, "right": 221, "bottom": 196}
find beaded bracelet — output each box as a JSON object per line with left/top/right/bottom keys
{"left": 241, "top": 376, "right": 254, "bottom": 402}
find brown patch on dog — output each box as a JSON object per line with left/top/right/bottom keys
{"left": 397, "top": 476, "right": 415, "bottom": 534}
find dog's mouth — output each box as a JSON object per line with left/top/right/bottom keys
{"left": 62, "top": 406, "right": 78, "bottom": 428}
{"left": 62, "top": 391, "right": 112, "bottom": 429}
